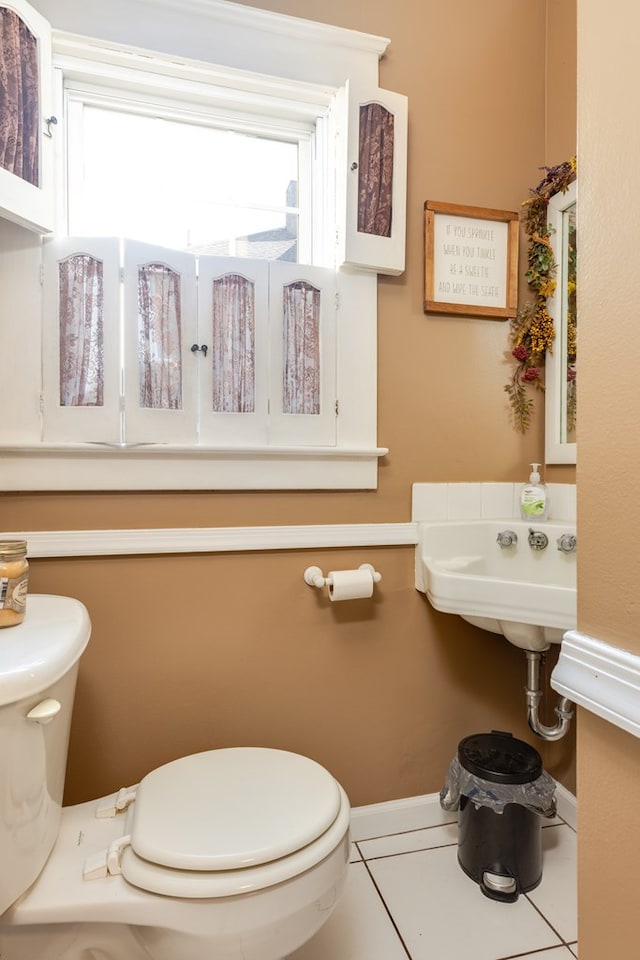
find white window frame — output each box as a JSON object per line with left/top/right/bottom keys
{"left": 0, "top": 1, "right": 402, "bottom": 490}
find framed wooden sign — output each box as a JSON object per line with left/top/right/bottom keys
{"left": 424, "top": 201, "right": 519, "bottom": 319}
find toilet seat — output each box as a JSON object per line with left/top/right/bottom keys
{"left": 92, "top": 748, "right": 350, "bottom": 899}
{"left": 130, "top": 747, "right": 342, "bottom": 870}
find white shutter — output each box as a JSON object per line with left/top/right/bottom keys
{"left": 336, "top": 82, "right": 408, "bottom": 276}
{"left": 42, "top": 237, "right": 121, "bottom": 442}
{"left": 0, "top": 0, "right": 54, "bottom": 233}
{"left": 122, "top": 241, "right": 198, "bottom": 444}
{"left": 197, "top": 256, "right": 269, "bottom": 446}
{"left": 268, "top": 261, "right": 336, "bottom": 446}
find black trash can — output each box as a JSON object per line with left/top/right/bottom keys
{"left": 455, "top": 731, "right": 549, "bottom": 903}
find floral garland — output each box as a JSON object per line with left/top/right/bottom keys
{"left": 505, "top": 158, "right": 577, "bottom": 432}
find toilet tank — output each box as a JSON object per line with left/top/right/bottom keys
{"left": 0, "top": 595, "right": 90, "bottom": 915}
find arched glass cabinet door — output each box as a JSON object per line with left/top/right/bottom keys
{"left": 0, "top": 0, "right": 54, "bottom": 233}
{"left": 545, "top": 180, "right": 577, "bottom": 464}
{"left": 336, "top": 82, "right": 408, "bottom": 277}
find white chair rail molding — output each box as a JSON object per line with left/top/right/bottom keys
{"left": 551, "top": 632, "right": 640, "bottom": 740}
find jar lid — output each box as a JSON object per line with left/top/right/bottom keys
{"left": 0, "top": 540, "right": 27, "bottom": 558}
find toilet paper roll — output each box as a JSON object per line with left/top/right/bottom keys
{"left": 327, "top": 568, "right": 374, "bottom": 601}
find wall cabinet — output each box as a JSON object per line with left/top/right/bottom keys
{"left": 0, "top": 0, "right": 54, "bottom": 233}
{"left": 337, "top": 83, "right": 408, "bottom": 277}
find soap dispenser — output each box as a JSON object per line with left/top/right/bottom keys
{"left": 520, "top": 463, "right": 548, "bottom": 520}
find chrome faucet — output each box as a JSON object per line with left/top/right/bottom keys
{"left": 557, "top": 533, "right": 577, "bottom": 554}
{"left": 528, "top": 528, "right": 549, "bottom": 551}
{"left": 496, "top": 530, "right": 518, "bottom": 548}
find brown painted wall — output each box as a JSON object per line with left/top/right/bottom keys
{"left": 28, "top": 548, "right": 541, "bottom": 807}
{"left": 577, "top": 0, "right": 640, "bottom": 955}
{"left": 0, "top": 0, "right": 576, "bottom": 807}
{"left": 546, "top": 0, "right": 577, "bottom": 166}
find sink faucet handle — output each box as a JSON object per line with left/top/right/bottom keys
{"left": 496, "top": 529, "right": 518, "bottom": 548}
{"left": 557, "top": 533, "right": 577, "bottom": 554}
{"left": 528, "top": 528, "right": 549, "bottom": 550}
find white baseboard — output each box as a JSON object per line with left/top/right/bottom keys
{"left": 350, "top": 792, "right": 450, "bottom": 842}
{"left": 351, "top": 782, "right": 577, "bottom": 842}
{"left": 554, "top": 781, "right": 577, "bottom": 830}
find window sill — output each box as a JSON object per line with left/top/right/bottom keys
{"left": 0, "top": 444, "right": 389, "bottom": 490}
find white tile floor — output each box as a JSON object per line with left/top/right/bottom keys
{"left": 289, "top": 795, "right": 578, "bottom": 960}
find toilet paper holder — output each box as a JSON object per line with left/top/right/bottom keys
{"left": 303, "top": 563, "right": 382, "bottom": 589}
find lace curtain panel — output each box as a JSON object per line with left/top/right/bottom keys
{"left": 58, "top": 255, "right": 104, "bottom": 407}
{"left": 283, "top": 281, "right": 320, "bottom": 415}
{"left": 357, "top": 102, "right": 394, "bottom": 239}
{"left": 212, "top": 273, "right": 255, "bottom": 413}
{"left": 137, "top": 263, "right": 183, "bottom": 410}
{"left": 0, "top": 7, "right": 39, "bottom": 186}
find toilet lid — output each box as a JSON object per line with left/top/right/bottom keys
{"left": 128, "top": 747, "right": 342, "bottom": 871}
{"left": 119, "top": 781, "right": 350, "bottom": 899}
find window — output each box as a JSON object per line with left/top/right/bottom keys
{"left": 65, "top": 95, "right": 309, "bottom": 262}
{"left": 0, "top": 0, "right": 407, "bottom": 490}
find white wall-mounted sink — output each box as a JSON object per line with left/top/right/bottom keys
{"left": 415, "top": 520, "right": 577, "bottom": 651}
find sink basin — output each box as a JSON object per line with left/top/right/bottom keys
{"left": 415, "top": 520, "right": 577, "bottom": 651}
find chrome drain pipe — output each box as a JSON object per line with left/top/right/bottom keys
{"left": 525, "top": 651, "right": 574, "bottom": 741}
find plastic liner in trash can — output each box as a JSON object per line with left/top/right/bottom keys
{"left": 439, "top": 731, "right": 556, "bottom": 903}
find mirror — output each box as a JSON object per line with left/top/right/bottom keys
{"left": 545, "top": 180, "right": 577, "bottom": 464}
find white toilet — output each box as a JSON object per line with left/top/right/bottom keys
{"left": 0, "top": 595, "right": 350, "bottom": 960}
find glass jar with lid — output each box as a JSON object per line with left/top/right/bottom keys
{"left": 0, "top": 540, "right": 29, "bottom": 627}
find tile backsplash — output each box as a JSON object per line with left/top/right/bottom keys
{"left": 412, "top": 482, "right": 576, "bottom": 523}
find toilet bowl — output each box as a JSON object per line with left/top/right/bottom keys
{"left": 0, "top": 596, "right": 350, "bottom": 960}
